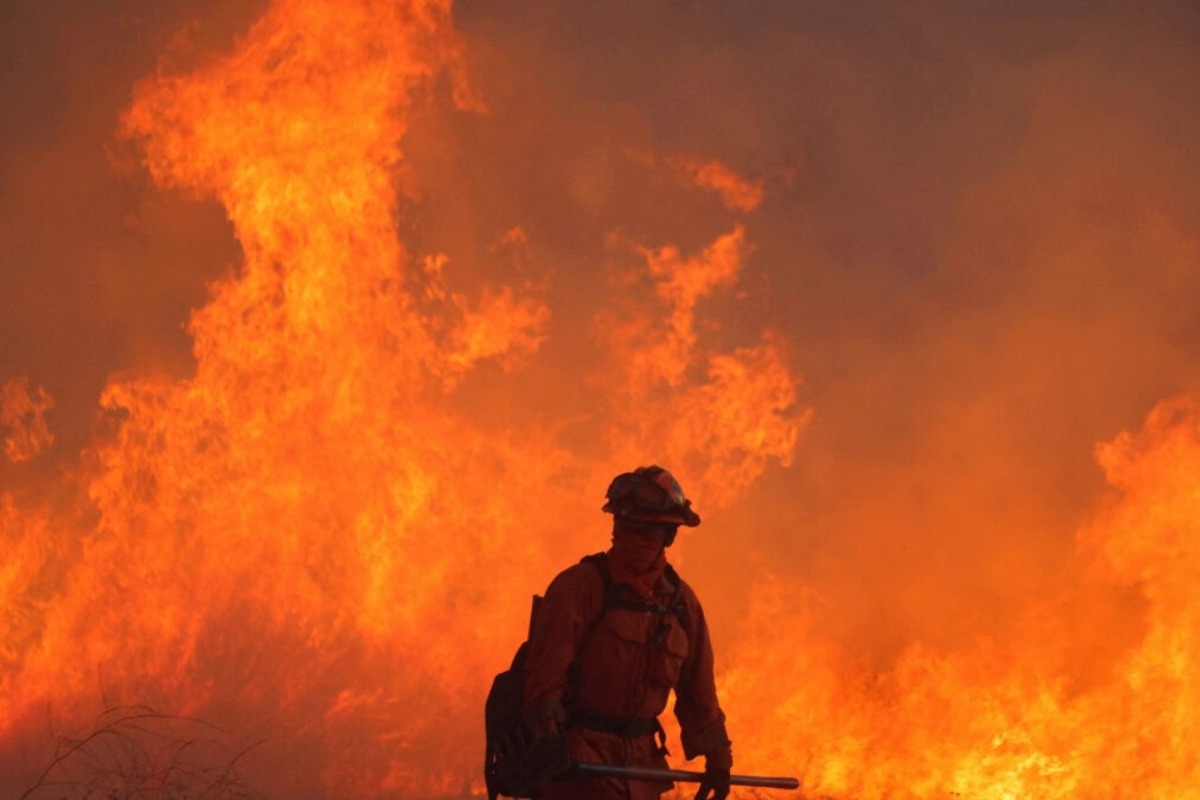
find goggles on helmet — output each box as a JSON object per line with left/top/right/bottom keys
{"left": 601, "top": 465, "right": 701, "bottom": 527}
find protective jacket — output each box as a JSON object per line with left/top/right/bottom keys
{"left": 523, "top": 549, "right": 729, "bottom": 800}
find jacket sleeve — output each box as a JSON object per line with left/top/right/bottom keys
{"left": 522, "top": 564, "right": 604, "bottom": 717}
{"left": 673, "top": 589, "right": 731, "bottom": 761}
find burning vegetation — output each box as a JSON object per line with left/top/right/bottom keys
{"left": 3, "top": 1, "right": 1200, "bottom": 798}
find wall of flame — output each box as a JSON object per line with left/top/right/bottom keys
{"left": 3, "top": 1, "right": 1200, "bottom": 798}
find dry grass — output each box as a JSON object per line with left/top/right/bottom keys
{"left": 20, "top": 705, "right": 265, "bottom": 800}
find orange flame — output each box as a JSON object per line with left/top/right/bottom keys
{"left": 6, "top": 1, "right": 1196, "bottom": 798}
{"left": 670, "top": 157, "right": 766, "bottom": 214}
{"left": 1, "top": 1, "right": 803, "bottom": 797}
{"left": 721, "top": 396, "right": 1200, "bottom": 798}
{"left": 0, "top": 376, "right": 55, "bottom": 463}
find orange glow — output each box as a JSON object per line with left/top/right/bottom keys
{"left": 721, "top": 397, "right": 1200, "bottom": 798}
{"left": 670, "top": 157, "right": 766, "bottom": 214}
{"left": 0, "top": 376, "right": 54, "bottom": 463}
{"left": 0, "top": 1, "right": 803, "bottom": 797}
{"left": 4, "top": 2, "right": 1199, "bottom": 799}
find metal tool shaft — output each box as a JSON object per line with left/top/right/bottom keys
{"left": 574, "top": 761, "right": 800, "bottom": 790}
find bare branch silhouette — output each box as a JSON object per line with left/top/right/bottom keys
{"left": 20, "top": 705, "right": 266, "bottom": 800}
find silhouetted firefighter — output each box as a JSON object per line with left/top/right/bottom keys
{"left": 485, "top": 466, "right": 799, "bottom": 800}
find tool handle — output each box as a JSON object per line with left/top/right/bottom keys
{"left": 573, "top": 761, "right": 800, "bottom": 790}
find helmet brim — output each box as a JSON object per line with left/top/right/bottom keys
{"left": 601, "top": 503, "right": 701, "bottom": 527}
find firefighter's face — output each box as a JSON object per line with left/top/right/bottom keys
{"left": 619, "top": 518, "right": 678, "bottom": 545}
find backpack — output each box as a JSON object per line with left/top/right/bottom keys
{"left": 483, "top": 553, "right": 686, "bottom": 800}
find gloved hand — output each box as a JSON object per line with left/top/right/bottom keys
{"left": 527, "top": 696, "right": 567, "bottom": 738}
{"left": 694, "top": 744, "right": 732, "bottom": 800}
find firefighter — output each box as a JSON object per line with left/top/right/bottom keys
{"left": 522, "top": 466, "right": 732, "bottom": 800}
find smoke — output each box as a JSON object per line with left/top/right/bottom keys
{"left": 4, "top": 0, "right": 1200, "bottom": 797}
{"left": 431, "top": 0, "right": 1200, "bottom": 656}
{"left": 0, "top": 1, "right": 262, "bottom": 489}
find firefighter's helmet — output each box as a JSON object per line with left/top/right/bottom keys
{"left": 602, "top": 465, "right": 701, "bottom": 527}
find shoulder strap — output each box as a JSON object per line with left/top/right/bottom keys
{"left": 580, "top": 551, "right": 609, "bottom": 576}
{"left": 661, "top": 563, "right": 688, "bottom": 630}
{"left": 578, "top": 552, "right": 616, "bottom": 640}
{"left": 562, "top": 554, "right": 689, "bottom": 712}
{"left": 579, "top": 552, "right": 686, "bottom": 620}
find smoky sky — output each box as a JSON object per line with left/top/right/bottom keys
{"left": 0, "top": 0, "right": 264, "bottom": 491}
{"left": 5, "top": 0, "right": 1200, "bottom": 661}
